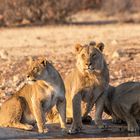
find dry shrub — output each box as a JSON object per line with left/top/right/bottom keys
{"left": 0, "top": 0, "right": 140, "bottom": 26}
{"left": 0, "top": 0, "right": 98, "bottom": 26}
{"left": 0, "top": 0, "right": 43, "bottom": 25}
{"left": 101, "top": 0, "right": 140, "bottom": 16}
{"left": 40, "top": 0, "right": 81, "bottom": 23}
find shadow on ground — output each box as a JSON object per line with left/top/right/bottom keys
{"left": 0, "top": 120, "right": 140, "bottom": 139}
{"left": 0, "top": 19, "right": 119, "bottom": 29}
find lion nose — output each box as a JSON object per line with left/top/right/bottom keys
{"left": 88, "top": 65, "right": 92, "bottom": 70}
{"left": 88, "top": 63, "right": 94, "bottom": 70}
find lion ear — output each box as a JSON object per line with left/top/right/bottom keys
{"left": 89, "top": 41, "right": 96, "bottom": 46}
{"left": 96, "top": 42, "right": 104, "bottom": 52}
{"left": 41, "top": 59, "right": 48, "bottom": 66}
{"left": 75, "top": 44, "right": 83, "bottom": 53}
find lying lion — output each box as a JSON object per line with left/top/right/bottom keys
{"left": 104, "top": 81, "right": 140, "bottom": 132}
{"left": 47, "top": 41, "right": 109, "bottom": 134}
{"left": 0, "top": 58, "right": 66, "bottom": 133}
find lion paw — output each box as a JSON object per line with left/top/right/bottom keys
{"left": 68, "top": 128, "right": 81, "bottom": 134}
{"left": 43, "top": 127, "right": 49, "bottom": 133}
{"left": 38, "top": 129, "right": 44, "bottom": 133}
{"left": 95, "top": 119, "right": 105, "bottom": 129}
{"left": 128, "top": 124, "right": 139, "bottom": 132}
{"left": 61, "top": 128, "right": 68, "bottom": 135}
{"left": 38, "top": 128, "right": 48, "bottom": 134}
{"left": 26, "top": 124, "right": 34, "bottom": 130}
{"left": 68, "top": 126, "right": 82, "bottom": 134}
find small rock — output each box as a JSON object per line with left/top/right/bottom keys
{"left": 0, "top": 50, "right": 9, "bottom": 60}
{"left": 110, "top": 59, "right": 117, "bottom": 64}
{"left": 13, "top": 75, "right": 19, "bottom": 83}
{"left": 111, "top": 40, "right": 118, "bottom": 45}
{"left": 112, "top": 51, "right": 120, "bottom": 58}
{"left": 110, "top": 75, "right": 115, "bottom": 80}
{"left": 120, "top": 57, "right": 130, "bottom": 61}
{"left": 112, "top": 49, "right": 128, "bottom": 59}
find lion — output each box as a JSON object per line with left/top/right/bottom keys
{"left": 104, "top": 82, "right": 140, "bottom": 132}
{"left": 0, "top": 58, "right": 66, "bottom": 133}
{"left": 47, "top": 41, "right": 109, "bottom": 134}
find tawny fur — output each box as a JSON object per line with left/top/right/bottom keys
{"left": 104, "top": 82, "right": 140, "bottom": 132}
{"left": 47, "top": 41, "right": 109, "bottom": 134}
{"left": 0, "top": 58, "right": 66, "bottom": 133}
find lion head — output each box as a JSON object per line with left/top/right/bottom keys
{"left": 75, "top": 41, "right": 105, "bottom": 75}
{"left": 27, "top": 58, "right": 51, "bottom": 82}
{"left": 26, "top": 57, "right": 62, "bottom": 86}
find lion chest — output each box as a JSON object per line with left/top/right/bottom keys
{"left": 41, "top": 86, "right": 64, "bottom": 112}
{"left": 81, "top": 74, "right": 100, "bottom": 89}
{"left": 40, "top": 90, "right": 55, "bottom": 112}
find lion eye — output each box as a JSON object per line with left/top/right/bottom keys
{"left": 81, "top": 54, "right": 86, "bottom": 59}
{"left": 92, "top": 53, "right": 96, "bottom": 58}
{"left": 33, "top": 67, "right": 38, "bottom": 73}
{"left": 37, "top": 70, "right": 41, "bottom": 75}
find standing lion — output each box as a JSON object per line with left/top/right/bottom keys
{"left": 47, "top": 41, "right": 109, "bottom": 134}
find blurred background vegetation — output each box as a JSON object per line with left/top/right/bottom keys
{"left": 0, "top": 0, "right": 140, "bottom": 26}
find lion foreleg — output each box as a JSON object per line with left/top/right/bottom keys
{"left": 32, "top": 99, "right": 45, "bottom": 133}
{"left": 56, "top": 97, "right": 67, "bottom": 130}
{"left": 83, "top": 99, "right": 94, "bottom": 117}
{"left": 11, "top": 122, "right": 33, "bottom": 130}
{"left": 94, "top": 93, "right": 105, "bottom": 128}
{"left": 113, "top": 103, "right": 139, "bottom": 132}
{"left": 69, "top": 93, "right": 82, "bottom": 134}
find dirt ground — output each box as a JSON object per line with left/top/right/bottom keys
{"left": 0, "top": 23, "right": 140, "bottom": 102}
{"left": 0, "top": 120, "right": 140, "bottom": 139}
{"left": 0, "top": 18, "right": 140, "bottom": 138}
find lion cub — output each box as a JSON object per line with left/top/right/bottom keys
{"left": 0, "top": 58, "right": 66, "bottom": 133}
{"left": 66, "top": 41, "right": 109, "bottom": 134}
{"left": 104, "top": 82, "right": 140, "bottom": 132}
